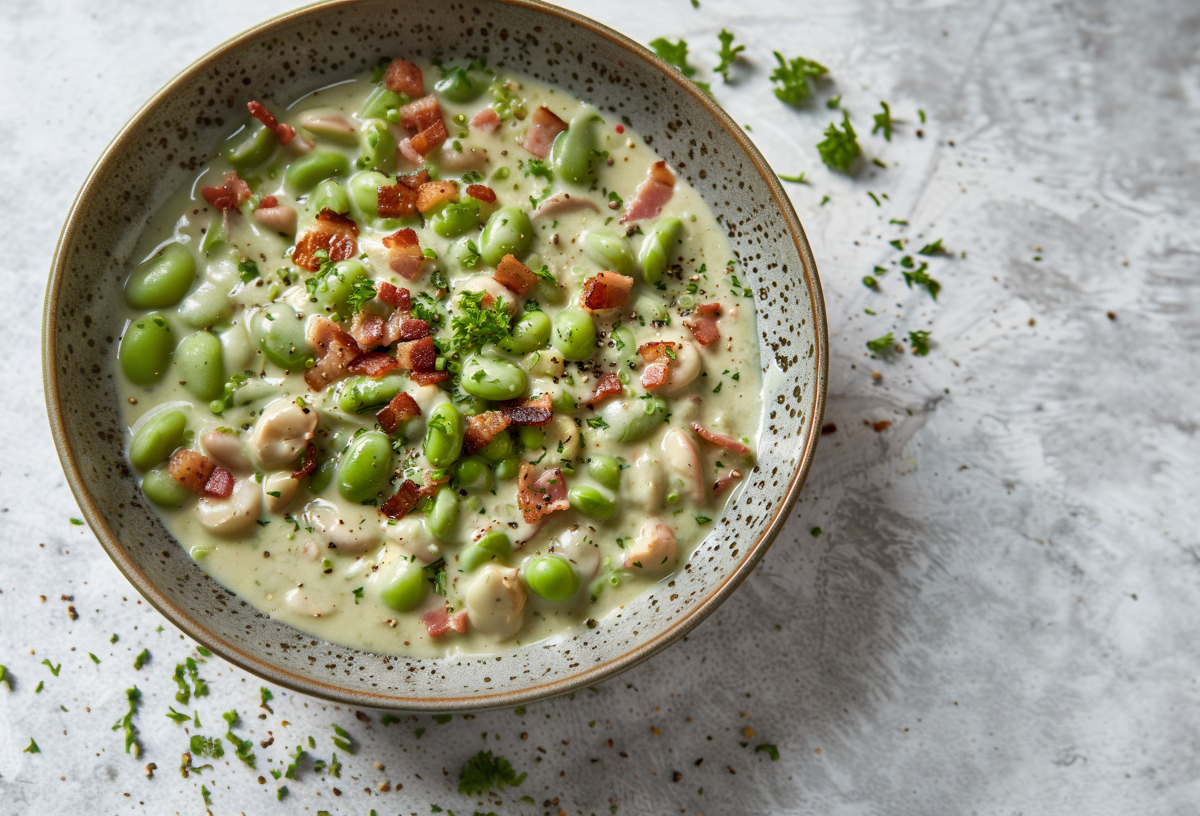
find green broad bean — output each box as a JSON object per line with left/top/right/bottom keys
{"left": 502, "top": 310, "right": 551, "bottom": 354}
{"left": 201, "top": 216, "right": 226, "bottom": 255}
{"left": 459, "top": 530, "right": 512, "bottom": 572}
{"left": 141, "top": 468, "right": 193, "bottom": 509}
{"left": 587, "top": 454, "right": 621, "bottom": 490}
{"left": 125, "top": 243, "right": 196, "bottom": 309}
{"left": 493, "top": 454, "right": 521, "bottom": 480}
{"left": 348, "top": 170, "right": 392, "bottom": 220}
{"left": 634, "top": 294, "right": 667, "bottom": 324}
{"left": 358, "top": 118, "right": 396, "bottom": 174}
{"left": 552, "top": 309, "right": 597, "bottom": 361}
{"left": 524, "top": 555, "right": 580, "bottom": 602}
{"left": 222, "top": 124, "right": 275, "bottom": 172}
{"left": 460, "top": 355, "right": 527, "bottom": 402}
{"left": 423, "top": 403, "right": 464, "bottom": 467}
{"left": 480, "top": 206, "right": 533, "bottom": 266}
{"left": 310, "top": 259, "right": 368, "bottom": 314}
{"left": 129, "top": 409, "right": 187, "bottom": 471}
{"left": 549, "top": 112, "right": 600, "bottom": 186}
{"left": 549, "top": 389, "right": 577, "bottom": 414}
{"left": 517, "top": 426, "right": 544, "bottom": 450}
{"left": 250, "top": 303, "right": 310, "bottom": 370}
{"left": 567, "top": 485, "right": 617, "bottom": 520}
{"left": 177, "top": 282, "right": 232, "bottom": 329}
{"left": 359, "top": 86, "right": 405, "bottom": 121}
{"left": 637, "top": 216, "right": 682, "bottom": 286}
{"left": 427, "top": 486, "right": 460, "bottom": 543}
{"left": 435, "top": 68, "right": 487, "bottom": 103}
{"left": 336, "top": 373, "right": 405, "bottom": 414}
{"left": 477, "top": 430, "right": 514, "bottom": 463}
{"left": 612, "top": 327, "right": 637, "bottom": 367}
{"left": 119, "top": 313, "right": 174, "bottom": 385}
{"left": 429, "top": 200, "right": 480, "bottom": 238}
{"left": 336, "top": 431, "right": 393, "bottom": 503}
{"left": 455, "top": 456, "right": 494, "bottom": 492}
{"left": 174, "top": 331, "right": 225, "bottom": 401}
{"left": 309, "top": 179, "right": 351, "bottom": 215}
{"left": 284, "top": 150, "right": 350, "bottom": 197}
{"left": 308, "top": 455, "right": 336, "bottom": 493}
{"left": 582, "top": 229, "right": 634, "bottom": 275}
{"left": 379, "top": 560, "right": 426, "bottom": 612}
{"left": 533, "top": 276, "right": 565, "bottom": 304}
{"left": 612, "top": 396, "right": 668, "bottom": 443}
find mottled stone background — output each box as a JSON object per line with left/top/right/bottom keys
{"left": 3, "top": 0, "right": 1198, "bottom": 813}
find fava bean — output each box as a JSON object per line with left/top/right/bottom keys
{"left": 502, "top": 310, "right": 551, "bottom": 354}
{"left": 568, "top": 485, "right": 617, "bottom": 520}
{"left": 552, "top": 309, "right": 597, "bottom": 361}
{"left": 379, "top": 559, "right": 427, "bottom": 612}
{"left": 550, "top": 112, "right": 600, "bottom": 186}
{"left": 533, "top": 275, "right": 565, "bottom": 304}
{"left": 460, "top": 530, "right": 511, "bottom": 571}
{"left": 493, "top": 454, "right": 521, "bottom": 480}
{"left": 125, "top": 243, "right": 196, "bottom": 309}
{"left": 222, "top": 124, "right": 275, "bottom": 172}
{"left": 177, "top": 282, "right": 232, "bottom": 329}
{"left": 461, "top": 355, "right": 527, "bottom": 401}
{"left": 309, "top": 179, "right": 351, "bottom": 215}
{"left": 423, "top": 403, "right": 464, "bottom": 467}
{"left": 524, "top": 555, "right": 579, "bottom": 601}
{"left": 119, "top": 313, "right": 174, "bottom": 385}
{"left": 634, "top": 294, "right": 667, "bottom": 324}
{"left": 174, "top": 330, "right": 225, "bottom": 401}
{"left": 201, "top": 216, "right": 226, "bottom": 255}
{"left": 141, "top": 468, "right": 193, "bottom": 509}
{"left": 435, "top": 68, "right": 487, "bottom": 103}
{"left": 251, "top": 303, "right": 311, "bottom": 370}
{"left": 427, "top": 486, "right": 460, "bottom": 543}
{"left": 480, "top": 206, "right": 533, "bottom": 266}
{"left": 612, "top": 396, "right": 668, "bottom": 443}
{"left": 311, "top": 260, "right": 368, "bottom": 314}
{"left": 582, "top": 229, "right": 634, "bottom": 275}
{"left": 430, "top": 200, "right": 480, "bottom": 238}
{"left": 284, "top": 150, "right": 350, "bottom": 197}
{"left": 336, "top": 374, "right": 405, "bottom": 414}
{"left": 477, "top": 430, "right": 513, "bottom": 463}
{"left": 359, "top": 86, "right": 404, "bottom": 121}
{"left": 455, "top": 456, "right": 494, "bottom": 492}
{"left": 587, "top": 454, "right": 621, "bottom": 490}
{"left": 308, "top": 455, "right": 336, "bottom": 494}
{"left": 517, "top": 426, "right": 544, "bottom": 450}
{"left": 348, "top": 170, "right": 392, "bottom": 221}
{"left": 637, "top": 216, "right": 682, "bottom": 286}
{"left": 336, "top": 431, "right": 393, "bottom": 503}
{"left": 549, "top": 388, "right": 577, "bottom": 414}
{"left": 358, "top": 118, "right": 397, "bottom": 174}
{"left": 129, "top": 409, "right": 187, "bottom": 471}
{"left": 612, "top": 327, "right": 637, "bottom": 367}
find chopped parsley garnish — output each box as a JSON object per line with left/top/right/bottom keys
{"left": 458, "top": 750, "right": 528, "bottom": 795}
{"left": 424, "top": 560, "right": 448, "bottom": 596}
{"left": 460, "top": 239, "right": 482, "bottom": 268}
{"left": 917, "top": 238, "right": 945, "bottom": 256}
{"left": 826, "top": 94, "right": 842, "bottom": 109}
{"left": 811, "top": 526, "right": 822, "bottom": 537}
{"left": 133, "top": 649, "right": 150, "bottom": 670}
{"left": 714, "top": 29, "right": 745, "bottom": 82}
{"left": 695, "top": 516, "right": 712, "bottom": 525}
{"left": 260, "top": 687, "right": 274, "bottom": 713}
{"left": 42, "top": 660, "right": 60, "bottom": 677}
{"left": 755, "top": 743, "right": 780, "bottom": 761}
{"left": 586, "top": 417, "right": 610, "bottom": 430}
{"left": 866, "top": 333, "right": 895, "bottom": 354}
{"left": 778, "top": 172, "right": 809, "bottom": 184}
{"left": 237, "top": 259, "right": 260, "bottom": 283}
{"left": 69, "top": 517, "right": 83, "bottom": 526}
{"left": 352, "top": 587, "right": 364, "bottom": 604}
{"left": 112, "top": 687, "right": 142, "bottom": 757}
{"left": 332, "top": 723, "right": 357, "bottom": 754}
{"left": 902, "top": 263, "right": 940, "bottom": 300}
{"left": 908, "top": 330, "right": 932, "bottom": 356}
{"left": 524, "top": 158, "right": 553, "bottom": 180}
{"left": 166, "top": 707, "right": 190, "bottom": 725}
{"left": 23, "top": 738, "right": 40, "bottom": 754}
{"left": 918, "top": 108, "right": 927, "bottom": 123}
{"left": 867, "top": 191, "right": 881, "bottom": 206}
{"left": 712, "top": 382, "right": 722, "bottom": 394}
{"left": 190, "top": 734, "right": 224, "bottom": 758}
{"left": 451, "top": 290, "right": 513, "bottom": 352}
{"left": 649, "top": 38, "right": 712, "bottom": 95}
{"left": 89, "top": 653, "right": 101, "bottom": 665}
{"left": 862, "top": 275, "right": 878, "bottom": 289}
{"left": 769, "top": 52, "right": 827, "bottom": 106}
{"left": 872, "top": 101, "right": 893, "bottom": 141}
{"left": 285, "top": 744, "right": 307, "bottom": 779}
{"left": 222, "top": 710, "right": 256, "bottom": 768}
{"left": 817, "top": 112, "right": 861, "bottom": 173}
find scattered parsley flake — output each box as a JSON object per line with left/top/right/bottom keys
{"left": 918, "top": 108, "right": 927, "bottom": 123}
{"left": 452, "top": 290, "right": 513, "bottom": 352}
{"left": 890, "top": 219, "right": 909, "bottom": 225}
{"left": 872, "top": 101, "right": 893, "bottom": 141}
{"left": 826, "top": 94, "right": 842, "bottom": 109}
{"left": 820, "top": 195, "right": 830, "bottom": 206}
{"left": 89, "top": 653, "right": 101, "bottom": 665}
{"left": 42, "top": 660, "right": 60, "bottom": 677}
{"left": 434, "top": 713, "right": 454, "bottom": 724}
{"left": 260, "top": 687, "right": 274, "bottom": 713}
{"left": 523, "top": 158, "right": 553, "bottom": 180}
{"left": 867, "top": 333, "right": 895, "bottom": 354}
{"left": 112, "top": 687, "right": 142, "bottom": 758}
{"left": 867, "top": 191, "right": 881, "bottom": 207}
{"left": 715, "top": 29, "right": 745, "bottom": 82}
{"left": 649, "top": 38, "right": 712, "bottom": 95}
{"left": 23, "top": 738, "right": 40, "bottom": 754}
{"left": 909, "top": 330, "right": 932, "bottom": 356}
{"left": 712, "top": 382, "right": 723, "bottom": 394}
{"left": 695, "top": 516, "right": 712, "bottom": 525}
{"left": 285, "top": 744, "right": 307, "bottom": 779}
{"left": 586, "top": 417, "right": 610, "bottom": 430}
{"left": 352, "top": 587, "right": 364, "bottom": 605}
{"left": 917, "top": 238, "right": 945, "bottom": 256}
{"left": 424, "top": 560, "right": 448, "bottom": 597}
{"left": 222, "top": 710, "right": 256, "bottom": 768}
{"left": 888, "top": 239, "right": 904, "bottom": 251}
{"left": 862, "top": 276, "right": 878, "bottom": 289}
{"left": 133, "top": 649, "right": 150, "bottom": 670}
{"left": 381, "top": 713, "right": 400, "bottom": 726}
{"left": 166, "top": 707, "right": 190, "bottom": 725}
{"left": 902, "top": 263, "right": 940, "bottom": 300}
{"left": 778, "top": 172, "right": 809, "bottom": 184}
{"left": 69, "top": 517, "right": 83, "bottom": 526}
{"left": 458, "top": 750, "right": 527, "bottom": 795}
{"left": 811, "top": 526, "right": 822, "bottom": 537}
{"left": 755, "top": 743, "right": 780, "bottom": 761}
{"left": 817, "top": 112, "right": 861, "bottom": 173}
{"left": 770, "top": 52, "right": 828, "bottom": 106}
{"left": 332, "top": 723, "right": 357, "bottom": 754}
{"left": 460, "top": 239, "right": 482, "bottom": 268}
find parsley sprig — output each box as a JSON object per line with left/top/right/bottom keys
{"left": 715, "top": 30, "right": 745, "bottom": 82}
{"left": 866, "top": 333, "right": 895, "bottom": 355}
{"left": 909, "top": 330, "right": 932, "bottom": 356}
{"left": 458, "top": 750, "right": 527, "bottom": 795}
{"left": 872, "top": 101, "right": 893, "bottom": 141}
{"left": 770, "top": 52, "right": 828, "bottom": 106}
{"left": 451, "top": 290, "right": 513, "bottom": 352}
{"left": 817, "top": 112, "right": 862, "bottom": 173}
{"left": 650, "top": 38, "right": 713, "bottom": 95}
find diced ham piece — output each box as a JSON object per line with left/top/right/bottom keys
{"left": 375, "top": 392, "right": 421, "bottom": 435}
{"left": 493, "top": 254, "right": 538, "bottom": 296}
{"left": 398, "top": 138, "right": 424, "bottom": 165}
{"left": 292, "top": 209, "right": 359, "bottom": 271}
{"left": 291, "top": 443, "right": 317, "bottom": 481}
{"left": 518, "top": 462, "right": 570, "bottom": 524}
{"left": 691, "top": 422, "right": 752, "bottom": 456}
{"left": 620, "top": 160, "right": 676, "bottom": 223}
{"left": 471, "top": 107, "right": 501, "bottom": 132}
{"left": 712, "top": 469, "right": 743, "bottom": 495}
{"left": 394, "top": 336, "right": 436, "bottom": 372}
{"left": 421, "top": 606, "right": 469, "bottom": 638}
{"left": 409, "top": 120, "right": 448, "bottom": 156}
{"left": 416, "top": 180, "right": 459, "bottom": 215}
{"left": 418, "top": 468, "right": 451, "bottom": 501}
{"left": 585, "top": 372, "right": 622, "bottom": 407}
{"left": 465, "top": 184, "right": 497, "bottom": 203}
{"left": 377, "top": 183, "right": 418, "bottom": 219}
{"left": 411, "top": 370, "right": 450, "bottom": 386}
{"left": 376, "top": 282, "right": 411, "bottom": 311}
{"left": 522, "top": 105, "right": 568, "bottom": 158}
{"left": 400, "top": 95, "right": 443, "bottom": 133}
{"left": 349, "top": 310, "right": 386, "bottom": 349}
{"left": 398, "top": 170, "right": 430, "bottom": 190}
{"left": 381, "top": 227, "right": 425, "bottom": 280}
{"left": 304, "top": 315, "right": 363, "bottom": 391}
{"left": 200, "top": 171, "right": 252, "bottom": 212}
{"left": 384, "top": 58, "right": 425, "bottom": 98}
{"left": 346, "top": 351, "right": 399, "bottom": 378}
{"left": 259, "top": 195, "right": 278, "bottom": 208}
{"left": 637, "top": 341, "right": 679, "bottom": 363}
{"left": 463, "top": 411, "right": 511, "bottom": 455}
{"left": 501, "top": 393, "right": 553, "bottom": 426}
{"left": 684, "top": 314, "right": 720, "bottom": 346}
{"left": 203, "top": 467, "right": 234, "bottom": 499}
{"left": 380, "top": 479, "right": 421, "bottom": 520}
{"left": 169, "top": 449, "right": 217, "bottom": 494}
{"left": 246, "top": 100, "right": 295, "bottom": 145}
{"left": 580, "top": 272, "right": 634, "bottom": 313}
{"left": 641, "top": 361, "right": 669, "bottom": 390}
{"left": 533, "top": 191, "right": 599, "bottom": 219}
{"left": 695, "top": 302, "right": 721, "bottom": 316}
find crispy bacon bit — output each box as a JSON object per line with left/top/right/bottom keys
{"left": 305, "top": 316, "right": 363, "bottom": 390}
{"left": 376, "top": 392, "right": 421, "bottom": 434}
{"left": 493, "top": 254, "right": 538, "bottom": 296}
{"left": 395, "top": 336, "right": 436, "bottom": 372}
{"left": 580, "top": 272, "right": 634, "bottom": 313}
{"left": 821, "top": 423, "right": 837, "bottom": 435}
{"left": 684, "top": 314, "right": 720, "bottom": 346}
{"left": 247, "top": 100, "right": 294, "bottom": 144}
{"left": 376, "top": 282, "right": 411, "bottom": 311}
{"left": 349, "top": 311, "right": 386, "bottom": 349}
{"left": 200, "top": 171, "right": 253, "bottom": 212}
{"left": 169, "top": 449, "right": 217, "bottom": 495}
{"left": 397, "top": 170, "right": 430, "bottom": 190}
{"left": 522, "top": 105, "right": 568, "bottom": 158}
{"left": 585, "top": 372, "right": 622, "bottom": 407}
{"left": 384, "top": 58, "right": 425, "bottom": 98}
{"left": 691, "top": 422, "right": 752, "bottom": 456}
{"left": 275, "top": 123, "right": 296, "bottom": 146}
{"left": 501, "top": 393, "right": 553, "bottom": 427}
{"left": 259, "top": 195, "right": 278, "bottom": 209}
{"left": 712, "top": 469, "right": 743, "bottom": 495}
{"left": 695, "top": 302, "right": 722, "bottom": 316}
{"left": 421, "top": 606, "right": 468, "bottom": 638}
{"left": 397, "top": 318, "right": 431, "bottom": 340}
{"left": 291, "top": 443, "right": 317, "bottom": 480}
{"left": 463, "top": 411, "right": 512, "bottom": 455}
{"left": 381, "top": 227, "right": 425, "bottom": 280}
{"left": 292, "top": 208, "right": 359, "bottom": 271}
{"left": 637, "top": 340, "right": 679, "bottom": 363}
{"left": 533, "top": 191, "right": 600, "bottom": 219}
{"left": 377, "top": 183, "right": 418, "bottom": 219}
{"left": 465, "top": 184, "right": 496, "bottom": 203}
{"left": 380, "top": 479, "right": 421, "bottom": 519}
{"left": 620, "top": 160, "right": 676, "bottom": 222}
{"left": 410, "top": 369, "right": 450, "bottom": 386}
{"left": 400, "top": 95, "right": 443, "bottom": 132}
{"left": 641, "top": 361, "right": 669, "bottom": 390}
{"left": 347, "top": 351, "right": 399, "bottom": 378}
{"left": 203, "top": 467, "right": 234, "bottom": 499}
{"left": 416, "top": 180, "right": 459, "bottom": 215}
{"left": 518, "top": 463, "right": 571, "bottom": 524}
{"left": 409, "top": 120, "right": 448, "bottom": 156}
{"left": 398, "top": 137, "right": 423, "bottom": 165}
{"left": 471, "top": 107, "right": 502, "bottom": 132}
{"left": 418, "top": 469, "right": 451, "bottom": 501}
{"left": 872, "top": 420, "right": 892, "bottom": 433}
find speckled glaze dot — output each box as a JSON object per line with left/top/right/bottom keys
{"left": 43, "top": 0, "right": 827, "bottom": 711}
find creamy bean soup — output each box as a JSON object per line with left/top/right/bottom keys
{"left": 116, "top": 57, "right": 761, "bottom": 657}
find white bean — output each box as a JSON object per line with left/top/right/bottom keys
{"left": 248, "top": 398, "right": 318, "bottom": 469}
{"left": 201, "top": 430, "right": 253, "bottom": 474}
{"left": 283, "top": 586, "right": 338, "bottom": 617}
{"left": 550, "top": 525, "right": 601, "bottom": 580}
{"left": 262, "top": 471, "right": 299, "bottom": 514}
{"left": 662, "top": 429, "right": 704, "bottom": 503}
{"left": 305, "top": 498, "right": 382, "bottom": 554}
{"left": 624, "top": 521, "right": 677, "bottom": 572}
{"left": 197, "top": 478, "right": 262, "bottom": 536}
{"left": 252, "top": 205, "right": 297, "bottom": 236}
{"left": 628, "top": 452, "right": 665, "bottom": 511}
{"left": 465, "top": 565, "right": 526, "bottom": 640}
{"left": 385, "top": 517, "right": 441, "bottom": 563}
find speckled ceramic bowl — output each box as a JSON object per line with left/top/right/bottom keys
{"left": 43, "top": 0, "right": 827, "bottom": 710}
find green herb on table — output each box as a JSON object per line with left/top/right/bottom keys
{"left": 769, "top": 52, "right": 828, "bottom": 106}
{"left": 190, "top": 734, "right": 224, "bottom": 758}
{"left": 458, "top": 749, "right": 527, "bottom": 795}
{"left": 867, "top": 333, "right": 895, "bottom": 355}
{"left": 260, "top": 687, "right": 274, "bottom": 713}
{"left": 826, "top": 94, "right": 842, "bottom": 109}
{"left": 23, "top": 738, "right": 40, "bottom": 754}
{"left": 818, "top": 112, "right": 861, "bottom": 173}
{"left": 133, "top": 649, "right": 150, "bottom": 670}
{"left": 917, "top": 238, "right": 946, "bottom": 256}
{"left": 909, "top": 330, "right": 932, "bottom": 356}
{"left": 460, "top": 239, "right": 482, "bottom": 268}
{"left": 811, "top": 526, "right": 822, "bottom": 537}
{"left": 434, "top": 713, "right": 453, "bottom": 724}
{"left": 862, "top": 275, "right": 878, "bottom": 289}
{"left": 222, "top": 710, "right": 256, "bottom": 768}
{"left": 89, "top": 653, "right": 101, "bottom": 665}
{"left": 649, "top": 38, "right": 712, "bottom": 95}
{"left": 112, "top": 687, "right": 142, "bottom": 757}
{"left": 918, "top": 108, "right": 927, "bottom": 123}
{"left": 285, "top": 744, "right": 307, "bottom": 779}
{"left": 867, "top": 191, "right": 881, "bottom": 207}
{"left": 755, "top": 743, "right": 780, "bottom": 761}
{"left": 332, "top": 723, "right": 357, "bottom": 754}
{"left": 166, "top": 707, "right": 190, "bottom": 725}
{"left": 778, "top": 172, "right": 809, "bottom": 184}
{"left": 69, "top": 517, "right": 84, "bottom": 526}
{"left": 902, "top": 263, "right": 941, "bottom": 300}
{"left": 715, "top": 29, "right": 745, "bottom": 82}
{"left": 186, "top": 657, "right": 209, "bottom": 698}
{"left": 695, "top": 516, "right": 712, "bottom": 525}
{"left": 0, "top": 665, "right": 9, "bottom": 691}
{"left": 352, "top": 586, "right": 365, "bottom": 605}
{"left": 872, "top": 101, "right": 893, "bottom": 141}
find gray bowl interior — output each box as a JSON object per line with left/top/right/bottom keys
{"left": 45, "top": 0, "right": 826, "bottom": 709}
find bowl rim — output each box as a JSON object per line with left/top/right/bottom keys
{"left": 42, "top": 0, "right": 828, "bottom": 711}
